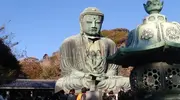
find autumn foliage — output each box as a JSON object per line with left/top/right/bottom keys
{"left": 20, "top": 52, "right": 61, "bottom": 79}
{"left": 101, "top": 28, "right": 129, "bottom": 47}
{"left": 40, "top": 54, "right": 61, "bottom": 79}
{"left": 40, "top": 65, "right": 60, "bottom": 79}
{"left": 20, "top": 59, "right": 42, "bottom": 79}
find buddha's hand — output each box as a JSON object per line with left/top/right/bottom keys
{"left": 87, "top": 73, "right": 108, "bottom": 81}
{"left": 84, "top": 73, "right": 102, "bottom": 80}
{"left": 71, "top": 69, "right": 87, "bottom": 78}
{"left": 96, "top": 75, "right": 108, "bottom": 81}
{"left": 84, "top": 73, "right": 93, "bottom": 78}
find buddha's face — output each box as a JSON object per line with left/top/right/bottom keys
{"left": 82, "top": 15, "right": 103, "bottom": 36}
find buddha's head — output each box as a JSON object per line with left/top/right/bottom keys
{"left": 80, "top": 7, "right": 104, "bottom": 38}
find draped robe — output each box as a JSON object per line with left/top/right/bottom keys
{"left": 55, "top": 34, "right": 130, "bottom": 93}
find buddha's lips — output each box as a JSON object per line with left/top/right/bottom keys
{"left": 91, "top": 28, "right": 97, "bottom": 31}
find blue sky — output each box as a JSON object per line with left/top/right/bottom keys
{"left": 0, "top": 0, "right": 179, "bottom": 59}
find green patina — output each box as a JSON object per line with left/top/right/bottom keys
{"left": 144, "top": 0, "right": 163, "bottom": 14}
{"left": 107, "top": 0, "right": 180, "bottom": 66}
{"left": 107, "top": 1, "right": 180, "bottom": 99}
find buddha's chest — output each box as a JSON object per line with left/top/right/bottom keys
{"left": 84, "top": 40, "right": 106, "bottom": 73}
{"left": 87, "top": 41, "right": 101, "bottom": 55}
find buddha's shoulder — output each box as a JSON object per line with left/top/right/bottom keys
{"left": 101, "top": 37, "right": 115, "bottom": 45}
{"left": 62, "top": 34, "right": 81, "bottom": 44}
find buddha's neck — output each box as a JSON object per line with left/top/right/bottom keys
{"left": 83, "top": 34, "right": 100, "bottom": 43}
{"left": 88, "top": 38, "right": 100, "bottom": 44}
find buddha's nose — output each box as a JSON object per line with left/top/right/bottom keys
{"left": 91, "top": 21, "right": 96, "bottom": 28}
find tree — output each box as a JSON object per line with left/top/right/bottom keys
{"left": 0, "top": 23, "right": 26, "bottom": 80}
{"left": 0, "top": 24, "right": 21, "bottom": 83}
{"left": 2, "top": 32, "right": 27, "bottom": 59}
{"left": 101, "top": 28, "right": 129, "bottom": 47}
{"left": 0, "top": 22, "right": 27, "bottom": 59}
{"left": 40, "top": 65, "right": 60, "bottom": 79}
{"left": 40, "top": 53, "right": 61, "bottom": 79}
{"left": 0, "top": 38, "right": 21, "bottom": 83}
{"left": 20, "top": 58, "right": 42, "bottom": 79}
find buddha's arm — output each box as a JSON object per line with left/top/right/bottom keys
{"left": 60, "top": 40, "right": 89, "bottom": 78}
{"left": 106, "top": 40, "right": 118, "bottom": 76}
{"left": 61, "top": 56, "right": 90, "bottom": 78}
